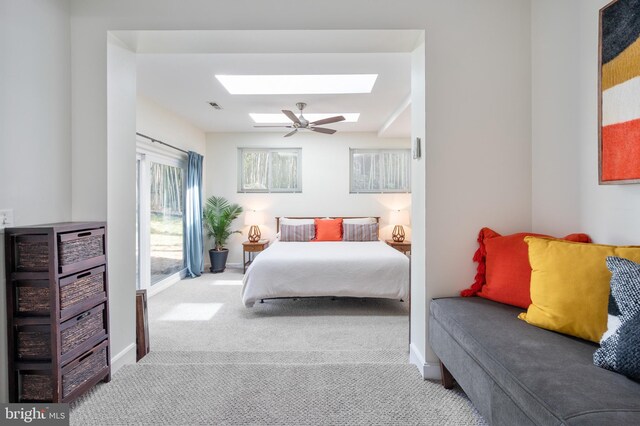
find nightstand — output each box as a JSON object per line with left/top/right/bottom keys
{"left": 386, "top": 239, "right": 411, "bottom": 255}
{"left": 242, "top": 240, "right": 269, "bottom": 273}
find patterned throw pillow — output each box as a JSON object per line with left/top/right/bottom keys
{"left": 342, "top": 223, "right": 379, "bottom": 241}
{"left": 280, "top": 224, "right": 315, "bottom": 242}
{"left": 593, "top": 256, "right": 640, "bottom": 381}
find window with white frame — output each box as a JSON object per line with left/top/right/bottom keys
{"left": 238, "top": 148, "right": 302, "bottom": 193}
{"left": 350, "top": 148, "right": 411, "bottom": 193}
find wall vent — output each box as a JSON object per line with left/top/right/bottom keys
{"left": 209, "top": 102, "right": 223, "bottom": 110}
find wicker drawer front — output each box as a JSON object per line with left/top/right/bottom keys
{"left": 62, "top": 341, "right": 108, "bottom": 399}
{"left": 60, "top": 304, "right": 106, "bottom": 358}
{"left": 16, "top": 326, "right": 51, "bottom": 360}
{"left": 58, "top": 228, "right": 105, "bottom": 269}
{"left": 59, "top": 266, "right": 106, "bottom": 317}
{"left": 16, "top": 282, "right": 50, "bottom": 314}
{"left": 20, "top": 373, "right": 53, "bottom": 402}
{"left": 15, "top": 237, "right": 49, "bottom": 272}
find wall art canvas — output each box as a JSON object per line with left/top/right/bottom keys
{"left": 599, "top": 0, "right": 640, "bottom": 184}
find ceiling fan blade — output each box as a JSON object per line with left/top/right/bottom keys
{"left": 254, "top": 125, "right": 293, "bottom": 128}
{"left": 310, "top": 115, "right": 345, "bottom": 126}
{"left": 284, "top": 129, "right": 298, "bottom": 138}
{"left": 282, "top": 110, "right": 301, "bottom": 125}
{"left": 310, "top": 127, "right": 337, "bottom": 135}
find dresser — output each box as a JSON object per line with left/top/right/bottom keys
{"left": 4, "top": 222, "right": 111, "bottom": 403}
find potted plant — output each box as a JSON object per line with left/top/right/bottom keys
{"left": 203, "top": 196, "right": 243, "bottom": 273}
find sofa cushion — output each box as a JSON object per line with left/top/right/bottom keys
{"left": 430, "top": 297, "right": 640, "bottom": 425}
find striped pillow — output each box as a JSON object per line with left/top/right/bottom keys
{"left": 343, "top": 223, "right": 379, "bottom": 241}
{"left": 280, "top": 224, "right": 315, "bottom": 242}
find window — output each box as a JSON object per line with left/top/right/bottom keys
{"left": 238, "top": 148, "right": 302, "bottom": 193}
{"left": 350, "top": 149, "right": 411, "bottom": 193}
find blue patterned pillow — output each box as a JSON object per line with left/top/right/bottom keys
{"left": 280, "top": 224, "right": 315, "bottom": 242}
{"left": 593, "top": 256, "right": 640, "bottom": 381}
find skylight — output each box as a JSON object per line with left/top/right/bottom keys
{"left": 215, "top": 74, "right": 378, "bottom": 95}
{"left": 250, "top": 113, "right": 360, "bottom": 124}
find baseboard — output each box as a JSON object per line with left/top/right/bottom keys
{"left": 409, "top": 343, "right": 441, "bottom": 380}
{"left": 111, "top": 342, "right": 136, "bottom": 375}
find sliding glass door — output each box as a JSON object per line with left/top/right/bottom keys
{"left": 137, "top": 152, "right": 187, "bottom": 291}
{"left": 149, "top": 162, "right": 185, "bottom": 284}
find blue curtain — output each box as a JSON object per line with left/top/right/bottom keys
{"left": 184, "top": 151, "right": 204, "bottom": 277}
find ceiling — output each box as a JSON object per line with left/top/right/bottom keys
{"left": 121, "top": 30, "right": 417, "bottom": 136}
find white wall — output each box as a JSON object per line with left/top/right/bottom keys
{"left": 105, "top": 35, "right": 138, "bottom": 372}
{"left": 409, "top": 40, "right": 428, "bottom": 373}
{"left": 532, "top": 0, "right": 640, "bottom": 245}
{"left": 422, "top": 1, "right": 532, "bottom": 369}
{"left": 137, "top": 94, "right": 206, "bottom": 155}
{"left": 69, "top": 0, "right": 533, "bottom": 379}
{"left": 0, "top": 0, "right": 71, "bottom": 403}
{"left": 206, "top": 132, "right": 411, "bottom": 264}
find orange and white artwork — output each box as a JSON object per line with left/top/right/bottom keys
{"left": 599, "top": 0, "right": 640, "bottom": 184}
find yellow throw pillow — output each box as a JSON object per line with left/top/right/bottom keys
{"left": 519, "top": 237, "right": 640, "bottom": 342}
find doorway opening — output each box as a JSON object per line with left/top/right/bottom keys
{"left": 109, "top": 28, "right": 426, "bottom": 376}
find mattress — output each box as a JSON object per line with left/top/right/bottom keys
{"left": 241, "top": 240, "right": 410, "bottom": 307}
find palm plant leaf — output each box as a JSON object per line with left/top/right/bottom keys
{"left": 203, "top": 196, "right": 243, "bottom": 250}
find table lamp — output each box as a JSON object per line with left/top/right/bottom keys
{"left": 245, "top": 210, "right": 264, "bottom": 243}
{"left": 390, "top": 209, "right": 410, "bottom": 242}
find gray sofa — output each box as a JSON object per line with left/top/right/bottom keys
{"left": 429, "top": 297, "right": 640, "bottom": 425}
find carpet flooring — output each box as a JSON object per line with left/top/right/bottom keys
{"left": 70, "top": 268, "right": 485, "bottom": 425}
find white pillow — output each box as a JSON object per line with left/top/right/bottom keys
{"left": 343, "top": 217, "right": 377, "bottom": 225}
{"left": 280, "top": 217, "right": 315, "bottom": 225}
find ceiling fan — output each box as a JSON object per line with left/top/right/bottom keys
{"left": 254, "top": 102, "right": 345, "bottom": 137}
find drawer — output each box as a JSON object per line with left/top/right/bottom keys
{"left": 57, "top": 228, "right": 106, "bottom": 274}
{"left": 17, "top": 340, "right": 109, "bottom": 402}
{"left": 59, "top": 266, "right": 106, "bottom": 320}
{"left": 14, "top": 235, "right": 50, "bottom": 272}
{"left": 60, "top": 304, "right": 107, "bottom": 362}
{"left": 16, "top": 325, "right": 51, "bottom": 360}
{"left": 62, "top": 340, "right": 109, "bottom": 399}
{"left": 15, "top": 280, "right": 50, "bottom": 316}
{"left": 19, "top": 371, "right": 53, "bottom": 402}
{"left": 15, "top": 304, "right": 107, "bottom": 362}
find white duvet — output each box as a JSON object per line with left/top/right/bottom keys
{"left": 242, "top": 240, "right": 410, "bottom": 307}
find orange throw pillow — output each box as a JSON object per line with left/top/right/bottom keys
{"left": 460, "top": 227, "right": 591, "bottom": 308}
{"left": 314, "top": 218, "right": 343, "bottom": 241}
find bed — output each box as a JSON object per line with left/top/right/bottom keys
{"left": 241, "top": 217, "right": 410, "bottom": 307}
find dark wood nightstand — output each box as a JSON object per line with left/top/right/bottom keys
{"left": 242, "top": 240, "right": 269, "bottom": 273}
{"left": 386, "top": 239, "right": 411, "bottom": 255}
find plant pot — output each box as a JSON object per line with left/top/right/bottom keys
{"left": 209, "top": 249, "right": 229, "bottom": 273}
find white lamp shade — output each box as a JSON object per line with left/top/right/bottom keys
{"left": 244, "top": 210, "right": 264, "bottom": 226}
{"left": 389, "top": 209, "right": 410, "bottom": 226}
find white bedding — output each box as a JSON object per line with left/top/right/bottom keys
{"left": 241, "top": 240, "right": 409, "bottom": 307}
